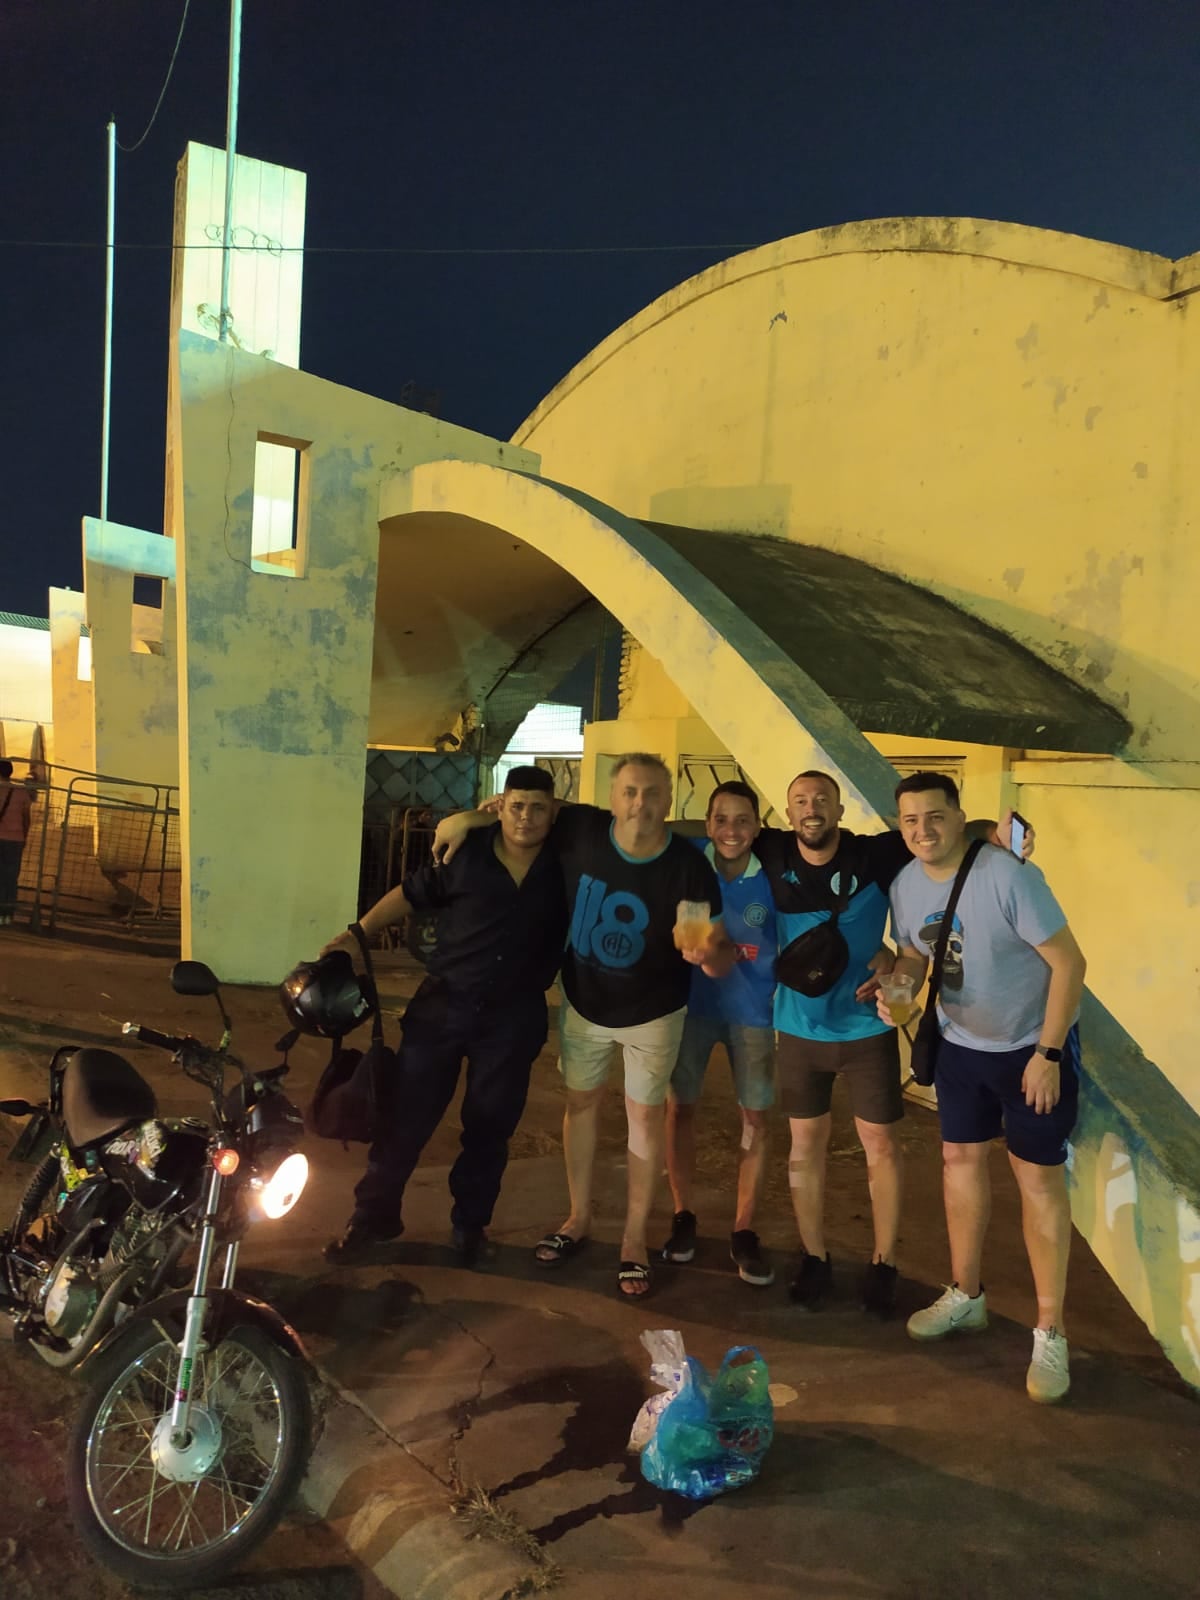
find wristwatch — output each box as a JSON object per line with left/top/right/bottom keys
{"left": 1035, "top": 1044, "right": 1063, "bottom": 1063}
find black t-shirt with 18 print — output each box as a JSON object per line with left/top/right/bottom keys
{"left": 554, "top": 806, "right": 723, "bottom": 1029}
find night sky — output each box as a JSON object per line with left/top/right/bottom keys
{"left": 3, "top": 1, "right": 1196, "bottom": 619}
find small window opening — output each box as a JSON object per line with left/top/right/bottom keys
{"left": 252, "top": 435, "right": 309, "bottom": 576}
{"left": 131, "top": 574, "right": 165, "bottom": 654}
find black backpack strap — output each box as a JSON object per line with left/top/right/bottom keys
{"left": 348, "top": 921, "right": 385, "bottom": 1044}
{"left": 925, "top": 839, "right": 984, "bottom": 1011}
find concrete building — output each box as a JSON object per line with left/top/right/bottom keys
{"left": 1, "top": 150, "right": 1196, "bottom": 1390}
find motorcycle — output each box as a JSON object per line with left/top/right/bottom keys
{"left": 0, "top": 959, "right": 313, "bottom": 1589}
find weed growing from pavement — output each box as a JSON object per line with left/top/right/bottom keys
{"left": 449, "top": 1450, "right": 563, "bottom": 1594}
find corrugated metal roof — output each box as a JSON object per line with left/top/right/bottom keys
{"left": 0, "top": 612, "right": 49, "bottom": 630}
{"left": 0, "top": 612, "right": 90, "bottom": 637}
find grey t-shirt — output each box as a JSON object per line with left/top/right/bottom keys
{"left": 889, "top": 845, "right": 1070, "bottom": 1052}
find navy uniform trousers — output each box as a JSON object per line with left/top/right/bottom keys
{"left": 353, "top": 975, "right": 548, "bottom": 1232}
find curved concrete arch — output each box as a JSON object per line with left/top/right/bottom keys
{"left": 383, "top": 458, "right": 943, "bottom": 828}
{"left": 516, "top": 216, "right": 1176, "bottom": 442}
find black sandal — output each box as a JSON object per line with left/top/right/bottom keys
{"left": 534, "top": 1231, "right": 589, "bottom": 1268}
{"left": 617, "top": 1260, "right": 653, "bottom": 1299}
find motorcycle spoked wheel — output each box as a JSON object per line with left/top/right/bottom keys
{"left": 66, "top": 1318, "right": 312, "bottom": 1589}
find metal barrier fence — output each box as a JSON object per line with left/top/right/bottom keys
{"left": 677, "top": 755, "right": 782, "bottom": 826}
{"left": 359, "top": 804, "right": 439, "bottom": 952}
{"left": 5, "top": 758, "right": 180, "bottom": 934}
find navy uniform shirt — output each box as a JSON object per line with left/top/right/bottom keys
{"left": 402, "top": 824, "right": 567, "bottom": 1002}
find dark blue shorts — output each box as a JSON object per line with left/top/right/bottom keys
{"left": 934, "top": 1026, "right": 1080, "bottom": 1167}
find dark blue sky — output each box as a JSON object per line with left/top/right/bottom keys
{"left": 3, "top": 0, "right": 1195, "bottom": 617}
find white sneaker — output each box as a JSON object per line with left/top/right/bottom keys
{"left": 907, "top": 1284, "right": 989, "bottom": 1341}
{"left": 1027, "top": 1327, "right": 1070, "bottom": 1403}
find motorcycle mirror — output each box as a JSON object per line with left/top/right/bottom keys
{"left": 171, "top": 960, "right": 221, "bottom": 997}
{"left": 0, "top": 1098, "right": 37, "bottom": 1117}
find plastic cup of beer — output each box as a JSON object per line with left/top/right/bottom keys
{"left": 673, "top": 900, "right": 713, "bottom": 953}
{"left": 879, "top": 972, "right": 916, "bottom": 1025}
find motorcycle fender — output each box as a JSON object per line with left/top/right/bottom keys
{"left": 82, "top": 1287, "right": 310, "bottom": 1372}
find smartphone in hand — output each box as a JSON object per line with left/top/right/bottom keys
{"left": 1010, "top": 811, "right": 1030, "bottom": 864}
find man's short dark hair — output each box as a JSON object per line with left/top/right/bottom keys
{"left": 503, "top": 765, "right": 554, "bottom": 794}
{"left": 789, "top": 769, "right": 841, "bottom": 801}
{"left": 0, "top": 760, "right": 11, "bottom": 780}
{"left": 894, "top": 770, "right": 961, "bottom": 809}
{"left": 610, "top": 752, "right": 672, "bottom": 787}
{"left": 707, "top": 780, "right": 759, "bottom": 818}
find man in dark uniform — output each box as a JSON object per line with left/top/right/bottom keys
{"left": 323, "top": 766, "right": 566, "bottom": 1265}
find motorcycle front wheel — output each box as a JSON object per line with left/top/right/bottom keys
{"left": 65, "top": 1318, "right": 312, "bottom": 1589}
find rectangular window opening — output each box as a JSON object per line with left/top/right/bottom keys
{"left": 251, "top": 434, "right": 309, "bottom": 577}
{"left": 131, "top": 574, "right": 166, "bottom": 654}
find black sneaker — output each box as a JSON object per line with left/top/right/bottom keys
{"left": 730, "top": 1229, "right": 775, "bottom": 1287}
{"left": 788, "top": 1251, "right": 833, "bottom": 1309}
{"left": 861, "top": 1259, "right": 898, "bottom": 1318}
{"left": 323, "top": 1215, "right": 403, "bottom": 1266}
{"left": 661, "top": 1210, "right": 698, "bottom": 1263}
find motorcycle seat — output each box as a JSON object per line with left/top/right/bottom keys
{"left": 62, "top": 1048, "right": 158, "bottom": 1149}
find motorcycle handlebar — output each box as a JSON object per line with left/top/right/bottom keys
{"left": 122, "top": 1021, "right": 187, "bottom": 1054}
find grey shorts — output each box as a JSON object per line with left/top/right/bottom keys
{"left": 670, "top": 1015, "right": 775, "bottom": 1111}
{"left": 776, "top": 1029, "right": 903, "bottom": 1125}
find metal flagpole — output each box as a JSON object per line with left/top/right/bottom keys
{"left": 218, "top": 0, "right": 243, "bottom": 344}
{"left": 101, "top": 119, "right": 116, "bottom": 520}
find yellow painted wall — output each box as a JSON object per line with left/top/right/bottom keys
{"left": 165, "top": 143, "right": 306, "bottom": 546}
{"left": 81, "top": 519, "right": 179, "bottom": 797}
{"left": 48, "top": 588, "right": 95, "bottom": 774}
{"left": 0, "top": 621, "right": 51, "bottom": 760}
{"left": 511, "top": 218, "right": 1200, "bottom": 1384}
{"left": 512, "top": 219, "right": 1200, "bottom": 1098}
{"left": 169, "top": 333, "right": 538, "bottom": 983}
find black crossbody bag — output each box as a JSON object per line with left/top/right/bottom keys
{"left": 908, "top": 839, "right": 984, "bottom": 1087}
{"left": 775, "top": 841, "right": 862, "bottom": 998}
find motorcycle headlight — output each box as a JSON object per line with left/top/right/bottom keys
{"left": 251, "top": 1151, "right": 309, "bottom": 1220}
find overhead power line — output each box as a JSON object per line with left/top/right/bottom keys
{"left": 117, "top": 0, "right": 193, "bottom": 153}
{"left": 0, "top": 238, "right": 748, "bottom": 257}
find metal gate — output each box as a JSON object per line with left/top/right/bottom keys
{"left": 7, "top": 758, "right": 180, "bottom": 935}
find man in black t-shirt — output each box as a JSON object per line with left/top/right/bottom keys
{"left": 322, "top": 767, "right": 567, "bottom": 1267}
{"left": 434, "top": 753, "right": 730, "bottom": 1300}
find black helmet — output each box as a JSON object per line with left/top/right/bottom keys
{"left": 279, "top": 949, "right": 374, "bottom": 1039}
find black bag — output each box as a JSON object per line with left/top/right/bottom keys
{"left": 307, "top": 924, "right": 397, "bottom": 1144}
{"left": 908, "top": 840, "right": 983, "bottom": 1087}
{"left": 775, "top": 848, "right": 857, "bottom": 998}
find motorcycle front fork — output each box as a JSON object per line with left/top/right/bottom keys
{"left": 167, "top": 1168, "right": 239, "bottom": 1448}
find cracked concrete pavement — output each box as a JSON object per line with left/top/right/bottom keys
{"left": 1, "top": 931, "right": 1198, "bottom": 1600}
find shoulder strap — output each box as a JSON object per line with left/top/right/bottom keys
{"left": 348, "top": 922, "right": 384, "bottom": 1044}
{"left": 926, "top": 840, "right": 985, "bottom": 1008}
{"left": 0, "top": 789, "right": 12, "bottom": 824}
{"left": 827, "top": 836, "right": 863, "bottom": 925}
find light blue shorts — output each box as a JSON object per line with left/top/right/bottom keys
{"left": 670, "top": 1015, "right": 776, "bottom": 1112}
